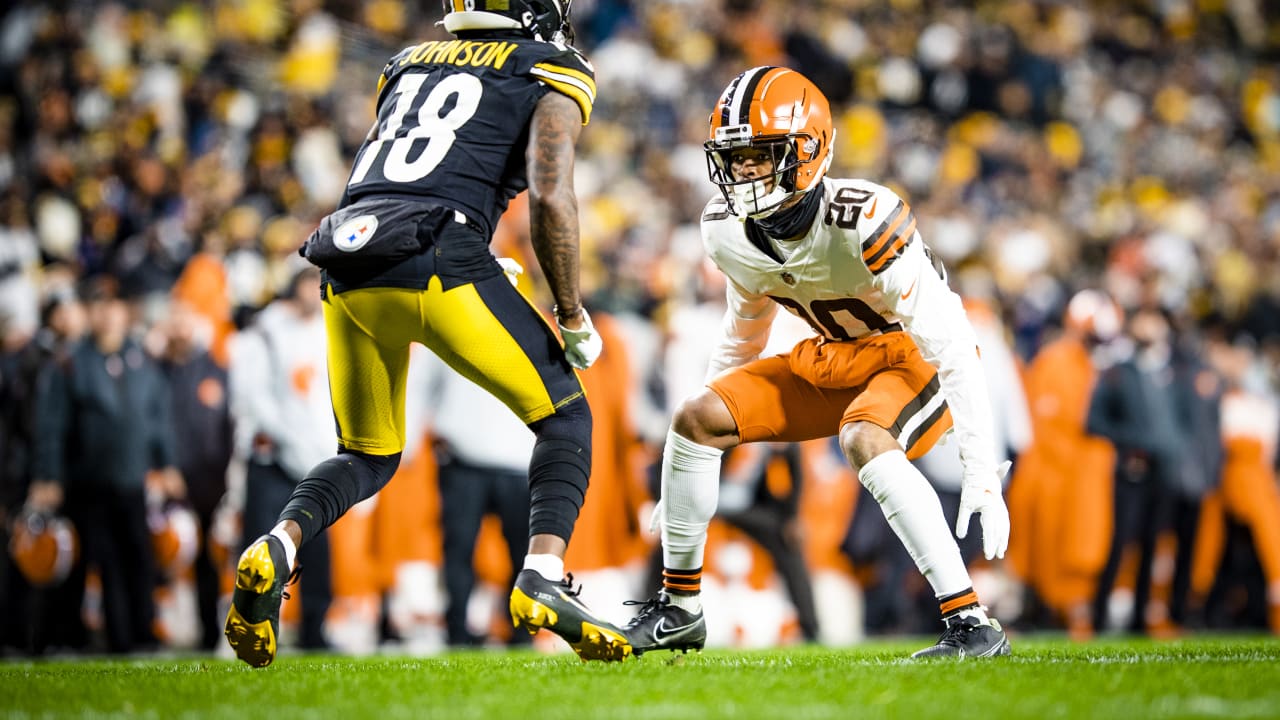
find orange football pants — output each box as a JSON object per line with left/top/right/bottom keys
{"left": 709, "top": 331, "right": 952, "bottom": 458}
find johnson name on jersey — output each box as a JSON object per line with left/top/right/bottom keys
{"left": 343, "top": 37, "right": 595, "bottom": 238}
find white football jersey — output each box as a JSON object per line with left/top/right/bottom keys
{"left": 700, "top": 176, "right": 999, "bottom": 477}
{"left": 702, "top": 177, "right": 929, "bottom": 343}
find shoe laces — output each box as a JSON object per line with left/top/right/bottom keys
{"left": 622, "top": 594, "right": 670, "bottom": 623}
{"left": 935, "top": 615, "right": 981, "bottom": 647}
{"left": 556, "top": 572, "right": 582, "bottom": 598}
{"left": 281, "top": 564, "right": 303, "bottom": 601}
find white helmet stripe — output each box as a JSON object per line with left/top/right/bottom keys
{"left": 728, "top": 66, "right": 769, "bottom": 127}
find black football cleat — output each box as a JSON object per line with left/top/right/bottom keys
{"left": 224, "top": 534, "right": 298, "bottom": 668}
{"left": 509, "top": 569, "right": 632, "bottom": 662}
{"left": 623, "top": 592, "right": 706, "bottom": 656}
{"left": 911, "top": 614, "right": 1011, "bottom": 659}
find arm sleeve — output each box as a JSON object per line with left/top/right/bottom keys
{"left": 31, "top": 362, "right": 70, "bottom": 485}
{"left": 874, "top": 239, "right": 998, "bottom": 479}
{"left": 705, "top": 276, "right": 778, "bottom": 383}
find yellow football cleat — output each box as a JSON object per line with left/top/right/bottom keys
{"left": 510, "top": 569, "right": 632, "bottom": 662}
{"left": 224, "top": 535, "right": 297, "bottom": 668}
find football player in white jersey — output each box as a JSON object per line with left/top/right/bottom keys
{"left": 624, "top": 67, "right": 1011, "bottom": 658}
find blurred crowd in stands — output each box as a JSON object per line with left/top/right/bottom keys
{"left": 2, "top": 0, "right": 1280, "bottom": 657}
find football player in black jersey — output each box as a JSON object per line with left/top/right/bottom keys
{"left": 225, "top": 0, "right": 632, "bottom": 666}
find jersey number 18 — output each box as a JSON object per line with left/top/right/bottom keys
{"left": 349, "top": 71, "right": 483, "bottom": 186}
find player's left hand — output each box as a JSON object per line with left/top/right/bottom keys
{"left": 956, "top": 460, "right": 1011, "bottom": 560}
{"left": 558, "top": 307, "right": 602, "bottom": 370}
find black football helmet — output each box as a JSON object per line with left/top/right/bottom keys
{"left": 440, "top": 0, "right": 574, "bottom": 44}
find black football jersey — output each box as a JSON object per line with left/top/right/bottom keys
{"left": 342, "top": 36, "right": 595, "bottom": 239}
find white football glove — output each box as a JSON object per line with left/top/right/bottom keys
{"left": 558, "top": 307, "right": 602, "bottom": 370}
{"left": 496, "top": 257, "right": 523, "bottom": 287}
{"left": 956, "top": 460, "right": 1012, "bottom": 561}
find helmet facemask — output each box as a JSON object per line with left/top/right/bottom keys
{"left": 706, "top": 125, "right": 811, "bottom": 219}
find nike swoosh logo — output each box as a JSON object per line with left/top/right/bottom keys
{"left": 863, "top": 198, "right": 878, "bottom": 219}
{"left": 653, "top": 617, "right": 700, "bottom": 642}
{"left": 900, "top": 279, "right": 917, "bottom": 301}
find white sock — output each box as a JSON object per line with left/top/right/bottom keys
{"left": 269, "top": 526, "right": 297, "bottom": 572}
{"left": 522, "top": 553, "right": 565, "bottom": 582}
{"left": 660, "top": 429, "right": 723, "bottom": 572}
{"left": 857, "top": 450, "right": 972, "bottom": 598}
{"left": 664, "top": 591, "right": 702, "bottom": 614}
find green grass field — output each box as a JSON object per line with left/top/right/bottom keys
{"left": 4, "top": 636, "right": 1279, "bottom": 719}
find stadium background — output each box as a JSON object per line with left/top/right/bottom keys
{"left": 1, "top": 0, "right": 1279, "bottom": 657}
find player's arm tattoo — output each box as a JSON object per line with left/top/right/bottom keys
{"left": 527, "top": 91, "right": 585, "bottom": 324}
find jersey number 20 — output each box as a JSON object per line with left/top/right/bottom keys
{"left": 349, "top": 72, "right": 483, "bottom": 185}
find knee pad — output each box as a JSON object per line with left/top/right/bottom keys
{"left": 344, "top": 448, "right": 401, "bottom": 497}
{"left": 280, "top": 449, "right": 401, "bottom": 545}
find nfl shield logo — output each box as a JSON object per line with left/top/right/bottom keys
{"left": 780, "top": 271, "right": 796, "bottom": 286}
{"left": 333, "top": 215, "right": 379, "bottom": 252}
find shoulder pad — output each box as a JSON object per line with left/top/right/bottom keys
{"left": 377, "top": 44, "right": 422, "bottom": 97}
{"left": 702, "top": 195, "right": 731, "bottom": 223}
{"left": 523, "top": 43, "right": 595, "bottom": 125}
{"left": 387, "top": 44, "right": 420, "bottom": 68}
{"left": 821, "top": 180, "right": 916, "bottom": 276}
{"left": 520, "top": 42, "right": 593, "bottom": 74}
{"left": 858, "top": 193, "right": 917, "bottom": 275}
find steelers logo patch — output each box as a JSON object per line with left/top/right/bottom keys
{"left": 333, "top": 214, "right": 380, "bottom": 252}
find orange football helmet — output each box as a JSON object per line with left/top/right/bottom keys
{"left": 706, "top": 66, "right": 835, "bottom": 218}
{"left": 9, "top": 509, "right": 79, "bottom": 587}
{"left": 149, "top": 502, "right": 200, "bottom": 578}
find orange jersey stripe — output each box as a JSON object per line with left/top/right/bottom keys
{"left": 860, "top": 201, "right": 909, "bottom": 264}
{"left": 868, "top": 217, "right": 917, "bottom": 273}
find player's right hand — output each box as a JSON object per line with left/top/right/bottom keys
{"left": 558, "top": 307, "right": 602, "bottom": 370}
